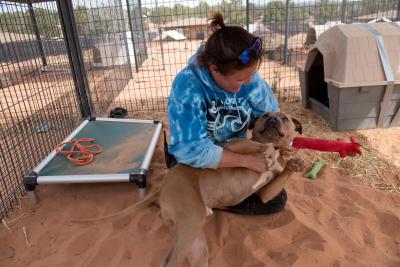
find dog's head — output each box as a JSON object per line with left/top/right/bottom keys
{"left": 252, "top": 112, "right": 302, "bottom": 147}
{"left": 109, "top": 107, "right": 128, "bottom": 119}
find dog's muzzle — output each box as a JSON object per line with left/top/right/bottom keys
{"left": 261, "top": 117, "right": 285, "bottom": 138}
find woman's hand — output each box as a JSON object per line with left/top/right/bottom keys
{"left": 240, "top": 154, "right": 273, "bottom": 173}
{"left": 218, "top": 149, "right": 274, "bottom": 173}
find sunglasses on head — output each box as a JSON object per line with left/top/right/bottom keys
{"left": 217, "top": 37, "right": 263, "bottom": 65}
{"left": 238, "top": 37, "right": 263, "bottom": 65}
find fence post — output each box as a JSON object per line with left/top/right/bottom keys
{"left": 341, "top": 0, "right": 347, "bottom": 22}
{"left": 397, "top": 0, "right": 400, "bottom": 21}
{"left": 56, "top": 0, "right": 92, "bottom": 118}
{"left": 114, "top": 0, "right": 133, "bottom": 79}
{"left": 155, "top": 0, "right": 166, "bottom": 70}
{"left": 137, "top": 0, "right": 148, "bottom": 57}
{"left": 246, "top": 0, "right": 249, "bottom": 31}
{"left": 349, "top": 1, "right": 355, "bottom": 23}
{"left": 125, "top": 0, "right": 139, "bottom": 73}
{"left": 283, "top": 0, "right": 290, "bottom": 65}
{"left": 27, "top": 3, "right": 47, "bottom": 69}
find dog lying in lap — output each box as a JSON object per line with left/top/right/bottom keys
{"left": 77, "top": 111, "right": 305, "bottom": 267}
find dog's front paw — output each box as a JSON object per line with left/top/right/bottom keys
{"left": 263, "top": 143, "right": 276, "bottom": 169}
{"left": 286, "top": 158, "right": 305, "bottom": 172}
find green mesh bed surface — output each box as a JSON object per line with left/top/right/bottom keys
{"left": 39, "top": 120, "right": 157, "bottom": 176}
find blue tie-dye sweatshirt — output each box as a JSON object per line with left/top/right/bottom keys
{"left": 168, "top": 48, "right": 279, "bottom": 169}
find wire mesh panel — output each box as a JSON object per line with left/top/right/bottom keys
{"left": 70, "top": 0, "right": 399, "bottom": 114}
{"left": 0, "top": 0, "right": 83, "bottom": 218}
{"left": 72, "top": 0, "right": 133, "bottom": 116}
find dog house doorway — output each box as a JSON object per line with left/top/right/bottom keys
{"left": 308, "top": 51, "right": 329, "bottom": 108}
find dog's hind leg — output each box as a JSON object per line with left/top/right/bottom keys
{"left": 256, "top": 170, "right": 292, "bottom": 203}
{"left": 186, "top": 231, "right": 208, "bottom": 267}
{"left": 162, "top": 212, "right": 206, "bottom": 267}
{"left": 257, "top": 158, "right": 305, "bottom": 203}
{"left": 160, "top": 190, "right": 207, "bottom": 267}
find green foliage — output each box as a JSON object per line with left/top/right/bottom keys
{"left": 317, "top": 0, "right": 340, "bottom": 24}
{"left": 0, "top": 11, "right": 31, "bottom": 35}
{"left": 146, "top": 0, "right": 249, "bottom": 25}
{"left": 263, "top": 1, "right": 285, "bottom": 22}
{"left": 0, "top": 8, "right": 60, "bottom": 38}
{"left": 361, "top": 0, "right": 398, "bottom": 13}
{"left": 262, "top": 0, "right": 309, "bottom": 22}
{"left": 0, "top": 8, "right": 79, "bottom": 38}
{"left": 289, "top": 3, "right": 310, "bottom": 20}
{"left": 218, "top": 0, "right": 248, "bottom": 25}
{"left": 74, "top": 6, "right": 90, "bottom": 36}
{"left": 0, "top": 0, "right": 397, "bottom": 41}
{"left": 193, "top": 1, "right": 212, "bottom": 18}
{"left": 33, "top": 8, "right": 60, "bottom": 38}
{"left": 0, "top": 5, "right": 124, "bottom": 39}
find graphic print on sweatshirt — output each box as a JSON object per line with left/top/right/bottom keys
{"left": 206, "top": 97, "right": 251, "bottom": 143}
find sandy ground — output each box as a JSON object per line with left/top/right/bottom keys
{"left": 1, "top": 102, "right": 399, "bottom": 267}
{"left": 1, "top": 37, "right": 399, "bottom": 266}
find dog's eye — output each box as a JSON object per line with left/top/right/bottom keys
{"left": 282, "top": 117, "right": 288, "bottom": 121}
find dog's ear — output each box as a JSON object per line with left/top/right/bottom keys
{"left": 248, "top": 116, "right": 260, "bottom": 130}
{"left": 291, "top": 117, "right": 303, "bottom": 134}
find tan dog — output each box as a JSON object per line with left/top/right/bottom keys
{"left": 76, "top": 112, "right": 304, "bottom": 267}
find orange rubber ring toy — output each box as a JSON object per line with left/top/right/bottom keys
{"left": 56, "top": 138, "right": 103, "bottom": 166}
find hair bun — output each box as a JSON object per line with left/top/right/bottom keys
{"left": 208, "top": 12, "right": 225, "bottom": 32}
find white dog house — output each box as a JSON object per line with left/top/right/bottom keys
{"left": 299, "top": 22, "right": 400, "bottom": 131}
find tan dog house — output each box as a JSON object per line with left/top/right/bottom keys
{"left": 299, "top": 22, "right": 400, "bottom": 131}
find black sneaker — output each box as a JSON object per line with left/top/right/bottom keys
{"left": 220, "top": 189, "right": 287, "bottom": 215}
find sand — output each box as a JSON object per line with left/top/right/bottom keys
{"left": 1, "top": 104, "right": 400, "bottom": 267}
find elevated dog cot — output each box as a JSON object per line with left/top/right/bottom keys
{"left": 299, "top": 22, "right": 400, "bottom": 131}
{"left": 24, "top": 117, "right": 162, "bottom": 203}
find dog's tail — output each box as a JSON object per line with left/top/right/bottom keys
{"left": 71, "top": 186, "right": 161, "bottom": 224}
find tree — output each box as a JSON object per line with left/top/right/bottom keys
{"left": 218, "top": 0, "right": 248, "bottom": 25}
{"left": 173, "top": 3, "right": 190, "bottom": 18}
{"left": 362, "top": 0, "right": 398, "bottom": 13}
{"left": 317, "top": 0, "right": 340, "bottom": 24}
{"left": 289, "top": 3, "right": 310, "bottom": 20}
{"left": 263, "top": 1, "right": 285, "bottom": 22}
{"left": 194, "top": 1, "right": 211, "bottom": 18}
{"left": 248, "top": 3, "right": 264, "bottom": 21}
{"left": 146, "top": 6, "right": 174, "bottom": 24}
{"left": 74, "top": 6, "right": 90, "bottom": 36}
{"left": 0, "top": 11, "right": 30, "bottom": 35}
{"left": 34, "top": 8, "right": 60, "bottom": 38}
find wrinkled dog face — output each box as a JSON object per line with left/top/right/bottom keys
{"left": 252, "top": 112, "right": 302, "bottom": 147}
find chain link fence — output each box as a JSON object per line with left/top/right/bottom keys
{"left": 1, "top": 0, "right": 399, "bottom": 218}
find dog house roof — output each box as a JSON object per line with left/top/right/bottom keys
{"left": 301, "top": 22, "right": 400, "bottom": 88}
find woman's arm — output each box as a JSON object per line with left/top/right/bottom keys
{"left": 218, "top": 149, "right": 270, "bottom": 173}
{"left": 168, "top": 70, "right": 223, "bottom": 169}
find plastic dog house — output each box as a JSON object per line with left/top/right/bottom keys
{"left": 299, "top": 22, "right": 400, "bottom": 131}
